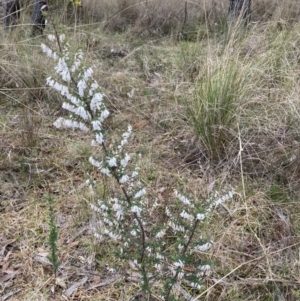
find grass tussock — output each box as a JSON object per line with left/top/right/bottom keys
{"left": 185, "top": 57, "right": 246, "bottom": 162}
{"left": 1, "top": 1, "right": 300, "bottom": 300}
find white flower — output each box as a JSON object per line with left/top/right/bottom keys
{"left": 174, "top": 260, "right": 184, "bottom": 268}
{"left": 112, "top": 202, "right": 123, "bottom": 220}
{"left": 178, "top": 271, "right": 184, "bottom": 280}
{"left": 107, "top": 231, "right": 121, "bottom": 240}
{"left": 41, "top": 44, "right": 52, "bottom": 58}
{"left": 53, "top": 81, "right": 65, "bottom": 92}
{"left": 130, "top": 230, "right": 137, "bottom": 236}
{"left": 155, "top": 229, "right": 166, "bottom": 239}
{"left": 180, "top": 210, "right": 194, "bottom": 222}
{"left": 200, "top": 264, "right": 211, "bottom": 272}
{"left": 116, "top": 209, "right": 123, "bottom": 220}
{"left": 107, "top": 267, "right": 116, "bottom": 273}
{"left": 190, "top": 282, "right": 201, "bottom": 289}
{"left": 118, "top": 125, "right": 132, "bottom": 150}
{"left": 90, "top": 92, "right": 103, "bottom": 113}
{"left": 53, "top": 117, "right": 89, "bottom": 132}
{"left": 104, "top": 217, "right": 113, "bottom": 225}
{"left": 86, "top": 179, "right": 92, "bottom": 185}
{"left": 196, "top": 213, "right": 206, "bottom": 221}
{"left": 120, "top": 153, "right": 130, "bottom": 168}
{"left": 131, "top": 171, "right": 138, "bottom": 178}
{"left": 46, "top": 76, "right": 54, "bottom": 86}
{"left": 95, "top": 133, "right": 104, "bottom": 144}
{"left": 62, "top": 47, "right": 69, "bottom": 61}
{"left": 47, "top": 34, "right": 55, "bottom": 42}
{"left": 154, "top": 263, "right": 162, "bottom": 270}
{"left": 77, "top": 79, "right": 87, "bottom": 97}
{"left": 68, "top": 95, "right": 80, "bottom": 106}
{"left": 93, "top": 232, "right": 103, "bottom": 240}
{"left": 89, "top": 82, "right": 99, "bottom": 95}
{"left": 41, "top": 43, "right": 57, "bottom": 60}
{"left": 64, "top": 91, "right": 72, "bottom": 100}
{"left": 100, "top": 203, "right": 109, "bottom": 211}
{"left": 131, "top": 205, "right": 142, "bottom": 216}
{"left": 84, "top": 67, "right": 93, "bottom": 79}
{"left": 134, "top": 188, "right": 146, "bottom": 199}
{"left": 165, "top": 208, "right": 172, "bottom": 217}
{"left": 152, "top": 200, "right": 159, "bottom": 208}
{"left": 55, "top": 57, "right": 71, "bottom": 82}
{"left": 71, "top": 50, "right": 83, "bottom": 72}
{"left": 91, "top": 119, "right": 102, "bottom": 131}
{"left": 107, "top": 156, "right": 117, "bottom": 167}
{"left": 62, "top": 102, "right": 76, "bottom": 113}
{"left": 177, "top": 244, "right": 184, "bottom": 251}
{"left": 196, "top": 242, "right": 212, "bottom": 252}
{"left": 174, "top": 190, "right": 193, "bottom": 207}
{"left": 89, "top": 156, "right": 102, "bottom": 168}
{"left": 77, "top": 121, "right": 89, "bottom": 131}
{"left": 75, "top": 106, "right": 91, "bottom": 121}
{"left": 60, "top": 85, "right": 69, "bottom": 96}
{"left": 100, "top": 168, "right": 111, "bottom": 177}
{"left": 111, "top": 197, "right": 119, "bottom": 205}
{"left": 59, "top": 34, "right": 66, "bottom": 43}
{"left": 123, "top": 125, "right": 132, "bottom": 139}
{"left": 167, "top": 221, "right": 185, "bottom": 232}
{"left": 100, "top": 109, "right": 110, "bottom": 122}
{"left": 90, "top": 203, "right": 101, "bottom": 213}
{"left": 214, "top": 191, "right": 234, "bottom": 206}
{"left": 119, "top": 174, "right": 129, "bottom": 184}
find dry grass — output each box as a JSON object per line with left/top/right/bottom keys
{"left": 78, "top": 0, "right": 300, "bottom": 35}
{"left": 1, "top": 1, "right": 300, "bottom": 300}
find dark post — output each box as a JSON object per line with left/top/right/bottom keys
{"left": 227, "top": 0, "right": 252, "bottom": 25}
{"left": 31, "top": 0, "right": 48, "bottom": 36}
{"left": 2, "top": 0, "right": 20, "bottom": 30}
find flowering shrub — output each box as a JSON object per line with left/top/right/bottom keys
{"left": 42, "top": 33, "right": 234, "bottom": 300}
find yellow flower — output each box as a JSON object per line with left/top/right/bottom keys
{"left": 73, "top": 0, "right": 82, "bottom": 6}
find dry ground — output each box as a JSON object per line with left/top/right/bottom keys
{"left": 1, "top": 1, "right": 300, "bottom": 300}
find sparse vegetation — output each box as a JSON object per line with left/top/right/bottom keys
{"left": 1, "top": 1, "right": 300, "bottom": 300}
{"left": 45, "top": 194, "right": 60, "bottom": 279}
